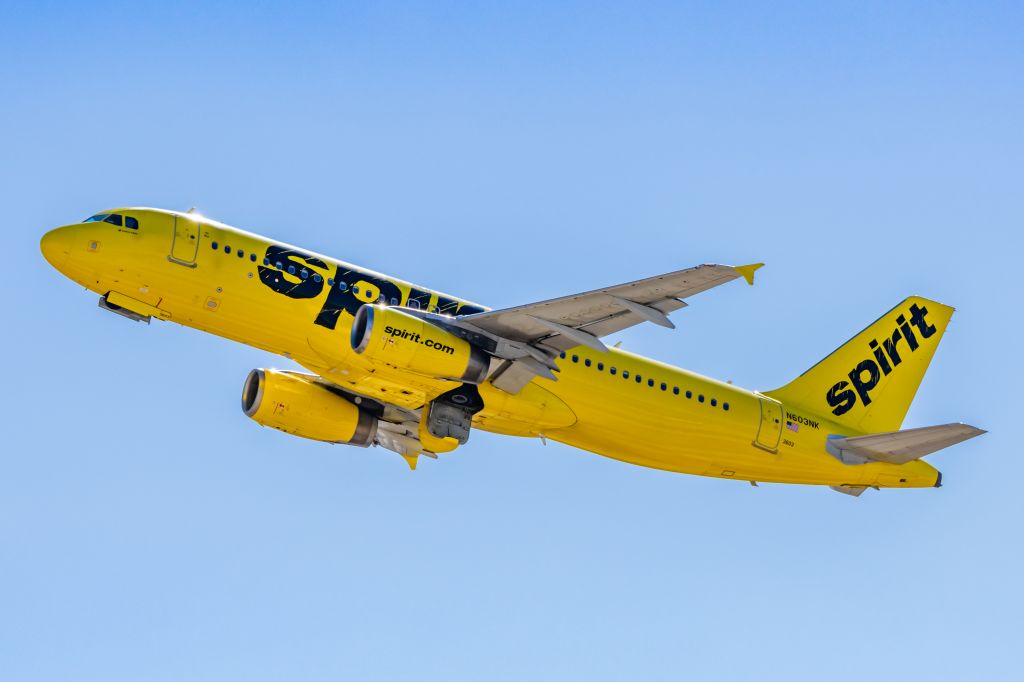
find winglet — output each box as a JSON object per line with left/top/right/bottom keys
{"left": 733, "top": 263, "right": 764, "bottom": 286}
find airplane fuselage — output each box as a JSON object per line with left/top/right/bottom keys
{"left": 40, "top": 208, "right": 942, "bottom": 489}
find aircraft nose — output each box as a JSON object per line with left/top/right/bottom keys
{"left": 40, "top": 227, "right": 72, "bottom": 269}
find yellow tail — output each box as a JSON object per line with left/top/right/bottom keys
{"left": 766, "top": 296, "right": 955, "bottom": 434}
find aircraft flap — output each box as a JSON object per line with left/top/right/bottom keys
{"left": 826, "top": 423, "right": 986, "bottom": 465}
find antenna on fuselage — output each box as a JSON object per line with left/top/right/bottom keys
{"left": 186, "top": 207, "right": 197, "bottom": 214}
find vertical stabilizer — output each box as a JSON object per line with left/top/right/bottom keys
{"left": 766, "top": 297, "right": 954, "bottom": 434}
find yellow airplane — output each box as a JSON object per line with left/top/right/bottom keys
{"left": 40, "top": 207, "right": 984, "bottom": 495}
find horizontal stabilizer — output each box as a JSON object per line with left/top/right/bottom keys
{"left": 827, "top": 423, "right": 986, "bottom": 466}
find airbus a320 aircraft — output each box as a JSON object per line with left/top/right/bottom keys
{"left": 40, "top": 208, "right": 984, "bottom": 496}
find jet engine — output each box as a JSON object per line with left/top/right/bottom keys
{"left": 241, "top": 368, "right": 377, "bottom": 445}
{"left": 350, "top": 304, "right": 489, "bottom": 384}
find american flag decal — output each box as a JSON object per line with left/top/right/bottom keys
{"left": 786, "top": 421, "right": 799, "bottom": 432}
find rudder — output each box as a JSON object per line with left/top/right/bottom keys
{"left": 765, "top": 296, "right": 954, "bottom": 434}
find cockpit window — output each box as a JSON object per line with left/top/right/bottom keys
{"left": 84, "top": 213, "right": 136, "bottom": 229}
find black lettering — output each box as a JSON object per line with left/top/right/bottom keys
{"left": 869, "top": 339, "right": 892, "bottom": 375}
{"left": 434, "top": 294, "right": 461, "bottom": 315}
{"left": 897, "top": 313, "right": 919, "bottom": 351}
{"left": 407, "top": 287, "right": 432, "bottom": 310}
{"left": 909, "top": 303, "right": 937, "bottom": 339}
{"left": 848, "top": 359, "right": 881, "bottom": 406}
{"left": 431, "top": 296, "right": 486, "bottom": 316}
{"left": 784, "top": 412, "right": 821, "bottom": 429}
{"left": 257, "top": 245, "right": 326, "bottom": 299}
{"left": 313, "top": 267, "right": 403, "bottom": 330}
{"left": 827, "top": 381, "right": 857, "bottom": 416}
{"left": 456, "top": 301, "right": 486, "bottom": 316}
{"left": 256, "top": 250, "right": 487, "bottom": 330}
{"left": 882, "top": 328, "right": 903, "bottom": 367}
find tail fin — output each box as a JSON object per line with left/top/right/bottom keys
{"left": 766, "top": 296, "right": 955, "bottom": 434}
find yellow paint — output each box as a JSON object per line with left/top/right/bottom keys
{"left": 733, "top": 262, "right": 764, "bottom": 286}
{"left": 352, "top": 304, "right": 486, "bottom": 383}
{"left": 40, "top": 208, "right": 954, "bottom": 489}
{"left": 242, "top": 369, "right": 366, "bottom": 443}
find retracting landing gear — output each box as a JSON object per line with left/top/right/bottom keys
{"left": 418, "top": 384, "right": 485, "bottom": 454}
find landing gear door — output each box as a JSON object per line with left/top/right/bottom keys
{"left": 169, "top": 215, "right": 200, "bottom": 267}
{"left": 754, "top": 394, "right": 783, "bottom": 452}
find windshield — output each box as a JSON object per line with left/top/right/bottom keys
{"left": 83, "top": 213, "right": 138, "bottom": 229}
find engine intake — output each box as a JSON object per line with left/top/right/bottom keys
{"left": 350, "top": 305, "right": 489, "bottom": 384}
{"left": 242, "top": 368, "right": 377, "bottom": 445}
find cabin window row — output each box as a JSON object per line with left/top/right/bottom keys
{"left": 559, "top": 351, "right": 730, "bottom": 411}
{"left": 207, "top": 238, "right": 441, "bottom": 310}
{"left": 211, "top": 240, "right": 260, "bottom": 264}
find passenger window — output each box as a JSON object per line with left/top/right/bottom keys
{"left": 125, "top": 216, "right": 139, "bottom": 229}
{"left": 597, "top": 362, "right": 604, "bottom": 371}
{"left": 250, "top": 253, "right": 257, "bottom": 262}
{"left": 275, "top": 261, "right": 283, "bottom": 269}
{"left": 585, "top": 358, "right": 592, "bottom": 367}
{"left": 673, "top": 387, "right": 679, "bottom": 395}
{"left": 224, "top": 245, "right": 231, "bottom": 254}
{"left": 314, "top": 274, "right": 323, "bottom": 283}
{"left": 263, "top": 257, "right": 270, "bottom": 265}
{"left": 103, "top": 214, "right": 123, "bottom": 226}
{"left": 338, "top": 281, "right": 347, "bottom": 290}
{"left": 300, "top": 269, "right": 309, "bottom": 280}
{"left": 686, "top": 390, "right": 692, "bottom": 399}
{"left": 723, "top": 403, "right": 730, "bottom": 411}
{"left": 212, "top": 241, "right": 219, "bottom": 250}
{"left": 572, "top": 355, "right": 579, "bottom": 363}
{"left": 698, "top": 395, "right": 705, "bottom": 403}
{"left": 660, "top": 382, "right": 667, "bottom": 391}
{"left": 610, "top": 367, "right": 617, "bottom": 375}
{"left": 635, "top": 375, "right": 642, "bottom": 383}
{"left": 288, "top": 265, "right": 296, "bottom": 275}
{"left": 711, "top": 398, "right": 717, "bottom": 407}
{"left": 390, "top": 297, "right": 398, "bottom": 305}
{"left": 327, "top": 278, "right": 334, "bottom": 286}
{"left": 560, "top": 352, "right": 566, "bottom": 359}
{"left": 237, "top": 249, "right": 244, "bottom": 258}
{"left": 648, "top": 379, "right": 655, "bottom": 387}
{"left": 622, "top": 371, "right": 629, "bottom": 379}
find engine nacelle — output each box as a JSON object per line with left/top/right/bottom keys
{"left": 350, "top": 305, "right": 489, "bottom": 384}
{"left": 241, "top": 369, "right": 377, "bottom": 445}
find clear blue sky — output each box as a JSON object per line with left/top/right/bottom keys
{"left": 2, "top": 2, "right": 1020, "bottom": 680}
